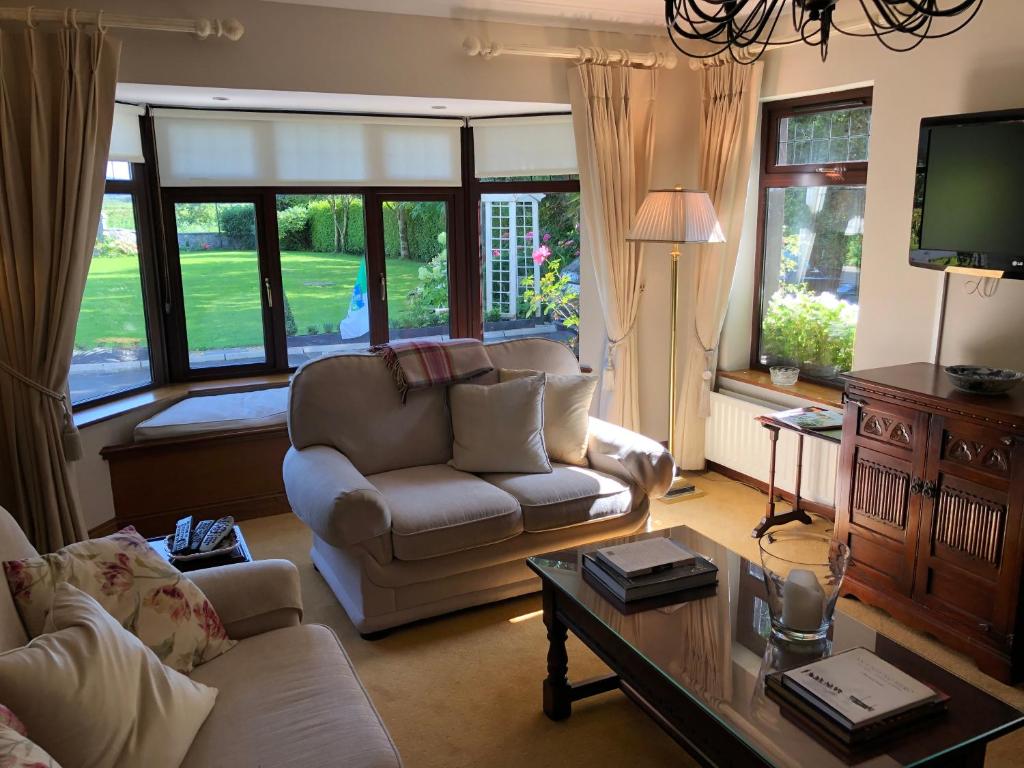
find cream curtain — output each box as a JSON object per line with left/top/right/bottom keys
{"left": 568, "top": 64, "right": 656, "bottom": 431}
{"left": 0, "top": 28, "right": 120, "bottom": 550}
{"left": 674, "top": 60, "right": 762, "bottom": 468}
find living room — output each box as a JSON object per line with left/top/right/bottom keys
{"left": 1, "top": 1, "right": 1024, "bottom": 767}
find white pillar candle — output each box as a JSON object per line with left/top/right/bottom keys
{"left": 781, "top": 568, "right": 826, "bottom": 632}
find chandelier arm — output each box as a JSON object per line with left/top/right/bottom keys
{"left": 893, "top": 0, "right": 981, "bottom": 18}
{"left": 675, "top": 0, "right": 751, "bottom": 26}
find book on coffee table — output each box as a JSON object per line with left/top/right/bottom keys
{"left": 765, "top": 648, "right": 949, "bottom": 746}
{"left": 593, "top": 537, "right": 698, "bottom": 580}
{"left": 582, "top": 550, "right": 717, "bottom": 603}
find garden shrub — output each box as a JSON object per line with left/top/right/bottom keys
{"left": 761, "top": 286, "right": 857, "bottom": 372}
{"left": 92, "top": 235, "right": 137, "bottom": 259}
{"left": 277, "top": 205, "right": 311, "bottom": 251}
{"left": 381, "top": 202, "right": 446, "bottom": 261}
{"left": 402, "top": 232, "right": 450, "bottom": 327}
{"left": 217, "top": 204, "right": 256, "bottom": 249}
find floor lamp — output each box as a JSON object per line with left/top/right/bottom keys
{"left": 626, "top": 187, "right": 724, "bottom": 502}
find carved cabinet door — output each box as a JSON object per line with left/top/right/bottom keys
{"left": 911, "top": 416, "right": 1023, "bottom": 646}
{"left": 835, "top": 395, "right": 930, "bottom": 597}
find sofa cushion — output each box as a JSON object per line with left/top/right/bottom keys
{"left": 499, "top": 368, "right": 597, "bottom": 466}
{"left": 186, "top": 625, "right": 400, "bottom": 768}
{"left": 0, "top": 507, "right": 34, "bottom": 653}
{"left": 482, "top": 464, "right": 633, "bottom": 532}
{"left": 368, "top": 464, "right": 523, "bottom": 561}
{"left": 134, "top": 387, "right": 287, "bottom": 441}
{"left": 0, "top": 584, "right": 217, "bottom": 768}
{"left": 449, "top": 375, "right": 551, "bottom": 475}
{"left": 3, "top": 526, "right": 236, "bottom": 673}
{"left": 0, "top": 719, "right": 60, "bottom": 768}
{"left": 289, "top": 352, "right": 452, "bottom": 476}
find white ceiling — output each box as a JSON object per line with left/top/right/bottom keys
{"left": 115, "top": 83, "right": 569, "bottom": 118}
{"left": 264, "top": 0, "right": 667, "bottom": 33}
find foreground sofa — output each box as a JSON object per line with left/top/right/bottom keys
{"left": 284, "top": 338, "right": 674, "bottom": 634}
{"left": 0, "top": 507, "right": 401, "bottom": 768}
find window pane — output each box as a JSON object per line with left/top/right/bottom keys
{"left": 778, "top": 106, "right": 871, "bottom": 166}
{"left": 105, "top": 160, "right": 132, "bottom": 181}
{"left": 480, "top": 191, "right": 581, "bottom": 354}
{"left": 275, "top": 194, "right": 369, "bottom": 366}
{"left": 758, "top": 186, "right": 864, "bottom": 379}
{"left": 174, "top": 202, "right": 267, "bottom": 369}
{"left": 70, "top": 193, "right": 152, "bottom": 403}
{"left": 382, "top": 200, "right": 450, "bottom": 341}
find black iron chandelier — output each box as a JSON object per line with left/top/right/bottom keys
{"left": 665, "top": 0, "right": 985, "bottom": 63}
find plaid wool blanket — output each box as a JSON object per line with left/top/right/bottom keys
{"left": 371, "top": 338, "right": 493, "bottom": 401}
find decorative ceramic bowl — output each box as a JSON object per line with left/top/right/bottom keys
{"left": 769, "top": 366, "right": 800, "bottom": 386}
{"left": 944, "top": 365, "right": 1024, "bottom": 396}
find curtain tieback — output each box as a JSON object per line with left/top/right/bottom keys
{"left": 698, "top": 343, "right": 718, "bottom": 420}
{"left": 0, "top": 361, "right": 83, "bottom": 461}
{"left": 605, "top": 321, "right": 639, "bottom": 371}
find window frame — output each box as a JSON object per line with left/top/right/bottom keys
{"left": 467, "top": 123, "right": 581, "bottom": 346}
{"left": 749, "top": 88, "right": 873, "bottom": 381}
{"left": 71, "top": 155, "right": 166, "bottom": 408}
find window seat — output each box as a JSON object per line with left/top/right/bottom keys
{"left": 133, "top": 387, "right": 288, "bottom": 441}
{"left": 101, "top": 388, "right": 292, "bottom": 537}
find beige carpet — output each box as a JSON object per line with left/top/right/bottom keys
{"left": 240, "top": 472, "right": 1024, "bottom": 767}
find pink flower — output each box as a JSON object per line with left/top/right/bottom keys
{"left": 525, "top": 230, "right": 534, "bottom": 239}
{"left": 542, "top": 232, "right": 551, "bottom": 243}
{"left": 532, "top": 245, "right": 551, "bottom": 266}
{"left": 145, "top": 583, "right": 191, "bottom": 623}
{"left": 97, "top": 552, "right": 134, "bottom": 596}
{"left": 193, "top": 600, "right": 229, "bottom": 641}
{"left": 491, "top": 249, "right": 500, "bottom": 257}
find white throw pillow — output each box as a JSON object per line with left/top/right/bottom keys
{"left": 0, "top": 583, "right": 217, "bottom": 768}
{"left": 499, "top": 368, "right": 597, "bottom": 466}
{"left": 449, "top": 375, "right": 552, "bottom": 474}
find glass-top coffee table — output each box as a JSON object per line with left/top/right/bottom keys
{"left": 526, "top": 526, "right": 1023, "bottom": 767}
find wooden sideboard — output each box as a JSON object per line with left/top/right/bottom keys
{"left": 835, "top": 363, "right": 1024, "bottom": 683}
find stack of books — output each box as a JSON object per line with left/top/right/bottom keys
{"left": 581, "top": 537, "right": 718, "bottom": 612}
{"left": 765, "top": 647, "right": 949, "bottom": 748}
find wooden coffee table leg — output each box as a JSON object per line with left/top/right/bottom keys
{"left": 542, "top": 583, "right": 572, "bottom": 721}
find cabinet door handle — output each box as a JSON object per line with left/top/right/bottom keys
{"left": 910, "top": 478, "right": 924, "bottom": 496}
{"left": 921, "top": 481, "right": 937, "bottom": 499}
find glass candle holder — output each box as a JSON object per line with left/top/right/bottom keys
{"left": 758, "top": 530, "right": 850, "bottom": 642}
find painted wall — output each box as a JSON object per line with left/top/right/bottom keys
{"left": 9, "top": 0, "right": 701, "bottom": 526}
{"left": 719, "top": 1, "right": 1024, "bottom": 375}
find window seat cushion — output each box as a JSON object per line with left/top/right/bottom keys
{"left": 133, "top": 388, "right": 288, "bottom": 442}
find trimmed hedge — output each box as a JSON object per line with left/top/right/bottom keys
{"left": 381, "top": 202, "right": 446, "bottom": 261}
{"left": 217, "top": 204, "right": 256, "bottom": 249}
{"left": 277, "top": 205, "right": 311, "bottom": 251}
{"left": 308, "top": 198, "right": 365, "bottom": 254}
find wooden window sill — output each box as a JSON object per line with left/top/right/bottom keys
{"left": 717, "top": 369, "right": 844, "bottom": 409}
{"left": 74, "top": 373, "right": 292, "bottom": 430}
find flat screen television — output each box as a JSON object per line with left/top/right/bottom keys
{"left": 910, "top": 109, "right": 1024, "bottom": 278}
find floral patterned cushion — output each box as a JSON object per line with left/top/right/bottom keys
{"left": 0, "top": 704, "right": 26, "bottom": 737}
{"left": 0, "top": 719, "right": 61, "bottom": 768}
{"left": 3, "top": 527, "right": 236, "bottom": 674}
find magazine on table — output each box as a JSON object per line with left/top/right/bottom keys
{"left": 772, "top": 406, "right": 844, "bottom": 431}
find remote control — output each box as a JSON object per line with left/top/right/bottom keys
{"left": 199, "top": 516, "right": 235, "bottom": 553}
{"left": 170, "top": 515, "right": 193, "bottom": 555}
{"left": 190, "top": 519, "right": 214, "bottom": 552}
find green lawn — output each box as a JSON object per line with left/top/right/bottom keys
{"left": 75, "top": 250, "right": 424, "bottom": 352}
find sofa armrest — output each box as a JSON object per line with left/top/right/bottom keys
{"left": 188, "top": 559, "right": 302, "bottom": 640}
{"left": 587, "top": 417, "right": 675, "bottom": 499}
{"left": 283, "top": 446, "right": 392, "bottom": 552}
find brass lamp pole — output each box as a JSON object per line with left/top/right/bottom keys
{"left": 626, "top": 186, "right": 724, "bottom": 501}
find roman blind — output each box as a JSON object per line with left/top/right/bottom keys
{"left": 109, "top": 103, "right": 145, "bottom": 163}
{"left": 470, "top": 115, "right": 577, "bottom": 178}
{"left": 152, "top": 109, "right": 463, "bottom": 186}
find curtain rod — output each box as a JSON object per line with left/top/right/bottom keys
{"left": 0, "top": 6, "right": 244, "bottom": 40}
{"left": 463, "top": 36, "right": 677, "bottom": 70}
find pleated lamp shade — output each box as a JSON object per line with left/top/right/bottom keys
{"left": 626, "top": 189, "right": 725, "bottom": 244}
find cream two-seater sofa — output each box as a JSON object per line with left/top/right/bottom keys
{"left": 0, "top": 507, "right": 401, "bottom": 768}
{"left": 284, "top": 338, "right": 674, "bottom": 635}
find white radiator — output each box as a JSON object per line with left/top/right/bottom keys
{"left": 705, "top": 391, "right": 838, "bottom": 507}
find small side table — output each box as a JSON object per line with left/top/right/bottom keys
{"left": 751, "top": 412, "right": 843, "bottom": 538}
{"left": 147, "top": 525, "right": 253, "bottom": 573}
